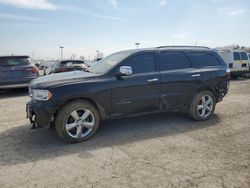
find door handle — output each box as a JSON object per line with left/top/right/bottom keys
{"left": 191, "top": 74, "right": 200, "bottom": 77}
{"left": 147, "top": 78, "right": 159, "bottom": 82}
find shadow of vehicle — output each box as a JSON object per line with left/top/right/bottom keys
{"left": 0, "top": 112, "right": 221, "bottom": 166}
{"left": 230, "top": 76, "right": 249, "bottom": 82}
{"left": 0, "top": 88, "right": 28, "bottom": 99}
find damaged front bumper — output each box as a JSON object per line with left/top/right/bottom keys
{"left": 26, "top": 101, "right": 57, "bottom": 129}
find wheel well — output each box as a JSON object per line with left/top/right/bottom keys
{"left": 195, "top": 87, "right": 217, "bottom": 101}
{"left": 54, "top": 97, "right": 107, "bottom": 121}
{"left": 187, "top": 87, "right": 217, "bottom": 109}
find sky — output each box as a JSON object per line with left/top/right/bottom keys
{"left": 0, "top": 0, "right": 249, "bottom": 60}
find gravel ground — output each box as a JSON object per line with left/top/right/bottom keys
{"left": 0, "top": 79, "right": 249, "bottom": 188}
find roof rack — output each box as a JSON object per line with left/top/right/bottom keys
{"left": 156, "top": 45, "right": 210, "bottom": 49}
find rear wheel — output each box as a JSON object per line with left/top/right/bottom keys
{"left": 55, "top": 100, "right": 100, "bottom": 143}
{"left": 189, "top": 91, "right": 215, "bottom": 121}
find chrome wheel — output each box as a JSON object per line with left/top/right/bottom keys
{"left": 197, "top": 95, "right": 213, "bottom": 118}
{"left": 64, "top": 108, "right": 95, "bottom": 139}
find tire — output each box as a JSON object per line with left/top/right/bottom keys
{"left": 55, "top": 100, "right": 100, "bottom": 143}
{"left": 189, "top": 91, "right": 216, "bottom": 121}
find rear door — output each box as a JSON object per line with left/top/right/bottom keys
{"left": 240, "top": 52, "right": 249, "bottom": 70}
{"left": 111, "top": 52, "right": 160, "bottom": 116}
{"left": 159, "top": 51, "right": 202, "bottom": 110}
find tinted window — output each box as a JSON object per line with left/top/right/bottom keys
{"left": 159, "top": 51, "right": 191, "bottom": 71}
{"left": 123, "top": 52, "right": 155, "bottom": 74}
{"left": 0, "top": 57, "right": 30, "bottom": 66}
{"left": 241, "top": 52, "right": 248, "bottom": 60}
{"left": 233, "top": 52, "right": 240, "bottom": 60}
{"left": 60, "top": 61, "right": 84, "bottom": 67}
{"left": 190, "top": 52, "right": 222, "bottom": 67}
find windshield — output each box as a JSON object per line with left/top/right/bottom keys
{"left": 87, "top": 52, "right": 132, "bottom": 74}
{"left": 0, "top": 57, "right": 30, "bottom": 66}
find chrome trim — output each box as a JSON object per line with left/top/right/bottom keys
{"left": 147, "top": 78, "right": 159, "bottom": 82}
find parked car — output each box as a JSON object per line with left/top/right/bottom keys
{"left": 0, "top": 56, "right": 39, "bottom": 89}
{"left": 218, "top": 50, "right": 250, "bottom": 78}
{"left": 49, "top": 60, "right": 87, "bottom": 74}
{"left": 43, "top": 62, "right": 56, "bottom": 75}
{"left": 27, "top": 46, "right": 230, "bottom": 143}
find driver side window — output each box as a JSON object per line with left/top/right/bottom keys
{"left": 122, "top": 52, "right": 156, "bottom": 74}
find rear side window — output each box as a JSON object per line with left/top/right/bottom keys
{"left": 159, "top": 51, "right": 191, "bottom": 71}
{"left": 123, "top": 52, "right": 156, "bottom": 74}
{"left": 241, "top": 52, "right": 248, "bottom": 60}
{"left": 190, "top": 52, "right": 222, "bottom": 67}
{"left": 233, "top": 52, "right": 240, "bottom": 60}
{"left": 0, "top": 57, "right": 30, "bottom": 66}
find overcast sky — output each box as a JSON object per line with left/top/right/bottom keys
{"left": 0, "top": 0, "right": 249, "bottom": 59}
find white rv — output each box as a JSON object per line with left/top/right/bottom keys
{"left": 218, "top": 50, "right": 250, "bottom": 78}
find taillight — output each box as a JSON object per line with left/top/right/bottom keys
{"left": 229, "top": 63, "right": 233, "bottom": 68}
{"left": 32, "top": 66, "right": 38, "bottom": 74}
{"left": 26, "top": 66, "right": 38, "bottom": 74}
{"left": 57, "top": 67, "right": 67, "bottom": 72}
{"left": 226, "top": 68, "right": 231, "bottom": 78}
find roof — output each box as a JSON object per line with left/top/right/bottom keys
{"left": 116, "top": 45, "right": 211, "bottom": 54}
{"left": 217, "top": 49, "right": 248, "bottom": 53}
{"left": 156, "top": 45, "right": 210, "bottom": 50}
{"left": 0, "top": 55, "right": 30, "bottom": 58}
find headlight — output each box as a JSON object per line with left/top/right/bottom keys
{"left": 32, "top": 89, "right": 52, "bottom": 101}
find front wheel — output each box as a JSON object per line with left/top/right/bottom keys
{"left": 55, "top": 100, "right": 100, "bottom": 143}
{"left": 189, "top": 91, "right": 216, "bottom": 121}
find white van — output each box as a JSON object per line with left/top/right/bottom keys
{"left": 218, "top": 50, "right": 250, "bottom": 78}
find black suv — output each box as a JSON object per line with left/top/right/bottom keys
{"left": 27, "top": 46, "right": 230, "bottom": 143}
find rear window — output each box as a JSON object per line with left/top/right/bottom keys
{"left": 190, "top": 52, "right": 222, "bottom": 67}
{"left": 0, "top": 57, "right": 30, "bottom": 66}
{"left": 241, "top": 52, "right": 248, "bottom": 60}
{"left": 60, "top": 61, "right": 84, "bottom": 67}
{"left": 233, "top": 52, "right": 240, "bottom": 60}
{"left": 159, "top": 51, "right": 191, "bottom": 71}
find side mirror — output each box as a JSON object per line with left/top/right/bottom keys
{"left": 118, "top": 66, "right": 133, "bottom": 77}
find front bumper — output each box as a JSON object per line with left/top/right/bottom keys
{"left": 26, "top": 100, "right": 57, "bottom": 129}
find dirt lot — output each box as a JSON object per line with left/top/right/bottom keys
{"left": 0, "top": 79, "right": 249, "bottom": 188}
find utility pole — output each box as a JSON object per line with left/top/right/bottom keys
{"left": 59, "top": 46, "right": 64, "bottom": 60}
{"left": 135, "top": 43, "right": 140, "bottom": 49}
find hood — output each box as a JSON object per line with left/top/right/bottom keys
{"left": 29, "top": 71, "right": 97, "bottom": 89}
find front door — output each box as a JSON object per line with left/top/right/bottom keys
{"left": 111, "top": 52, "right": 160, "bottom": 117}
